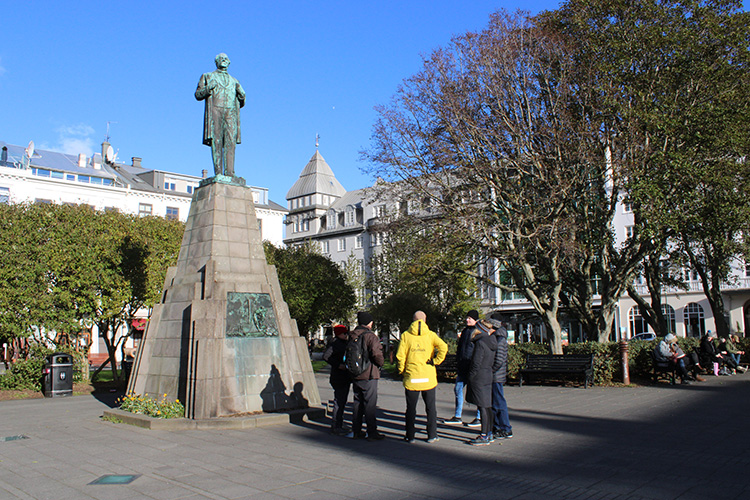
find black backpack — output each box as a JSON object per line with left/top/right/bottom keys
{"left": 345, "top": 332, "right": 371, "bottom": 377}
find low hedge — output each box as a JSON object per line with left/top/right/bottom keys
{"left": 0, "top": 344, "right": 86, "bottom": 391}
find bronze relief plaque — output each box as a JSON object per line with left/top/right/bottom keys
{"left": 226, "top": 292, "right": 279, "bottom": 337}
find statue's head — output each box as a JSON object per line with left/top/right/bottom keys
{"left": 214, "top": 53, "right": 230, "bottom": 70}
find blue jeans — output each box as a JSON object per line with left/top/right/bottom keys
{"left": 454, "top": 374, "right": 480, "bottom": 420}
{"left": 492, "top": 382, "right": 511, "bottom": 433}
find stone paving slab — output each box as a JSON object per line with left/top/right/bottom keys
{"left": 0, "top": 371, "right": 749, "bottom": 499}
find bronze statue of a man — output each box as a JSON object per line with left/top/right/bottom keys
{"left": 195, "top": 53, "right": 246, "bottom": 177}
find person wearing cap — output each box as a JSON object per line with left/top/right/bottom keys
{"left": 443, "top": 310, "right": 482, "bottom": 427}
{"left": 350, "top": 311, "right": 385, "bottom": 441}
{"left": 466, "top": 319, "right": 497, "bottom": 446}
{"left": 396, "top": 311, "right": 448, "bottom": 443}
{"left": 490, "top": 318, "right": 513, "bottom": 439}
{"left": 323, "top": 324, "right": 352, "bottom": 435}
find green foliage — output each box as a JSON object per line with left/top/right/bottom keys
{"left": 118, "top": 393, "right": 185, "bottom": 419}
{"left": 0, "top": 203, "right": 183, "bottom": 382}
{"left": 368, "top": 220, "right": 479, "bottom": 336}
{"left": 264, "top": 241, "right": 356, "bottom": 336}
{"left": 0, "top": 343, "right": 84, "bottom": 390}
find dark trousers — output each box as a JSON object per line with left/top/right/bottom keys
{"left": 352, "top": 379, "right": 378, "bottom": 436}
{"left": 479, "top": 406, "right": 493, "bottom": 436}
{"left": 330, "top": 378, "right": 350, "bottom": 429}
{"left": 491, "top": 382, "right": 512, "bottom": 433}
{"left": 404, "top": 387, "right": 437, "bottom": 440}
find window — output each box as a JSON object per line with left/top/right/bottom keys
{"left": 338, "top": 238, "right": 346, "bottom": 252}
{"left": 166, "top": 207, "right": 179, "bottom": 220}
{"left": 625, "top": 226, "right": 634, "bottom": 239}
{"left": 628, "top": 307, "right": 649, "bottom": 337}
{"left": 66, "top": 174, "right": 75, "bottom": 181}
{"left": 187, "top": 186, "right": 193, "bottom": 194}
{"left": 345, "top": 206, "right": 355, "bottom": 226}
{"left": 78, "top": 175, "right": 90, "bottom": 183}
{"left": 138, "top": 203, "right": 153, "bottom": 216}
{"left": 321, "top": 241, "right": 330, "bottom": 254}
{"left": 371, "top": 232, "right": 384, "bottom": 246}
{"left": 0, "top": 187, "right": 9, "bottom": 204}
{"left": 327, "top": 209, "right": 336, "bottom": 229}
{"left": 661, "top": 304, "right": 676, "bottom": 334}
{"left": 374, "top": 205, "right": 386, "bottom": 218}
{"left": 355, "top": 235, "right": 364, "bottom": 249}
{"left": 164, "top": 182, "right": 175, "bottom": 191}
{"left": 623, "top": 200, "right": 633, "bottom": 213}
{"left": 51, "top": 171, "right": 64, "bottom": 179}
{"left": 35, "top": 198, "right": 53, "bottom": 204}
{"left": 683, "top": 303, "right": 705, "bottom": 338}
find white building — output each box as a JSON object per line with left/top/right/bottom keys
{"left": 284, "top": 149, "right": 750, "bottom": 342}
{"left": 1, "top": 139, "right": 287, "bottom": 363}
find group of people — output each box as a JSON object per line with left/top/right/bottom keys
{"left": 323, "top": 309, "right": 512, "bottom": 446}
{"left": 654, "top": 330, "right": 747, "bottom": 384}
{"left": 700, "top": 331, "right": 747, "bottom": 376}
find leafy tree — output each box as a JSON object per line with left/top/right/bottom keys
{"left": 547, "top": 0, "right": 750, "bottom": 339}
{"left": 367, "top": 210, "right": 478, "bottom": 336}
{"left": 0, "top": 204, "right": 183, "bottom": 382}
{"left": 363, "top": 11, "right": 601, "bottom": 353}
{"left": 263, "top": 241, "right": 355, "bottom": 339}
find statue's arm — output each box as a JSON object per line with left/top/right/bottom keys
{"left": 195, "top": 74, "right": 211, "bottom": 101}
{"left": 236, "top": 82, "right": 246, "bottom": 108}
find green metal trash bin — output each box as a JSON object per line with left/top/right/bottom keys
{"left": 43, "top": 353, "right": 73, "bottom": 397}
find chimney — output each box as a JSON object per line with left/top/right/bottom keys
{"left": 1, "top": 146, "right": 7, "bottom": 164}
{"left": 132, "top": 157, "right": 142, "bottom": 168}
{"left": 102, "top": 141, "right": 110, "bottom": 160}
{"left": 78, "top": 154, "right": 87, "bottom": 168}
{"left": 201, "top": 169, "right": 208, "bottom": 178}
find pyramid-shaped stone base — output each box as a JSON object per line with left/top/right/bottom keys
{"left": 129, "top": 176, "right": 320, "bottom": 419}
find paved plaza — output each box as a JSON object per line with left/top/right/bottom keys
{"left": 0, "top": 370, "right": 749, "bottom": 500}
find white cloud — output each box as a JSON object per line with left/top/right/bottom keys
{"left": 55, "top": 124, "right": 96, "bottom": 156}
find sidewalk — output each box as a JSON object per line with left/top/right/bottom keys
{"left": 0, "top": 371, "right": 749, "bottom": 499}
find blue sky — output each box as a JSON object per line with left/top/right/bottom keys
{"left": 1, "top": 1, "right": 745, "bottom": 206}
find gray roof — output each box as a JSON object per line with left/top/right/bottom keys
{"left": 329, "top": 188, "right": 365, "bottom": 210}
{"left": 1, "top": 141, "right": 118, "bottom": 181}
{"left": 286, "top": 151, "right": 346, "bottom": 200}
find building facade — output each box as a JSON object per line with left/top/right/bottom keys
{"left": 284, "top": 149, "right": 750, "bottom": 342}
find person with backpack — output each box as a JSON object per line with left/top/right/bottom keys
{"left": 396, "top": 311, "right": 448, "bottom": 443}
{"left": 323, "top": 324, "right": 351, "bottom": 435}
{"left": 348, "top": 311, "right": 385, "bottom": 441}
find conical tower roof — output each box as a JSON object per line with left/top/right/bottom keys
{"left": 286, "top": 151, "right": 346, "bottom": 200}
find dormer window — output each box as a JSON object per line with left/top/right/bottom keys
{"left": 327, "top": 209, "right": 336, "bottom": 229}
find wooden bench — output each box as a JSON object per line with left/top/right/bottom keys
{"left": 435, "top": 354, "right": 458, "bottom": 379}
{"left": 651, "top": 351, "right": 676, "bottom": 385}
{"left": 519, "top": 354, "right": 594, "bottom": 389}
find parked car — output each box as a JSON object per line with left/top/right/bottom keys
{"left": 631, "top": 332, "right": 657, "bottom": 341}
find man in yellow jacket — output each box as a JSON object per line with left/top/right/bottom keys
{"left": 396, "top": 311, "right": 448, "bottom": 443}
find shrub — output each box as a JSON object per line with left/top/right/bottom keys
{"left": 0, "top": 343, "right": 85, "bottom": 391}
{"left": 118, "top": 393, "right": 185, "bottom": 419}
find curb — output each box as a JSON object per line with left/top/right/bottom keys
{"left": 102, "top": 406, "right": 326, "bottom": 430}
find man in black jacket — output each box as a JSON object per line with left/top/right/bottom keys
{"left": 443, "top": 310, "right": 481, "bottom": 427}
{"left": 350, "top": 312, "right": 385, "bottom": 441}
{"left": 490, "top": 319, "right": 513, "bottom": 439}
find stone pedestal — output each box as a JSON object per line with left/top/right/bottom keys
{"left": 128, "top": 176, "right": 320, "bottom": 419}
